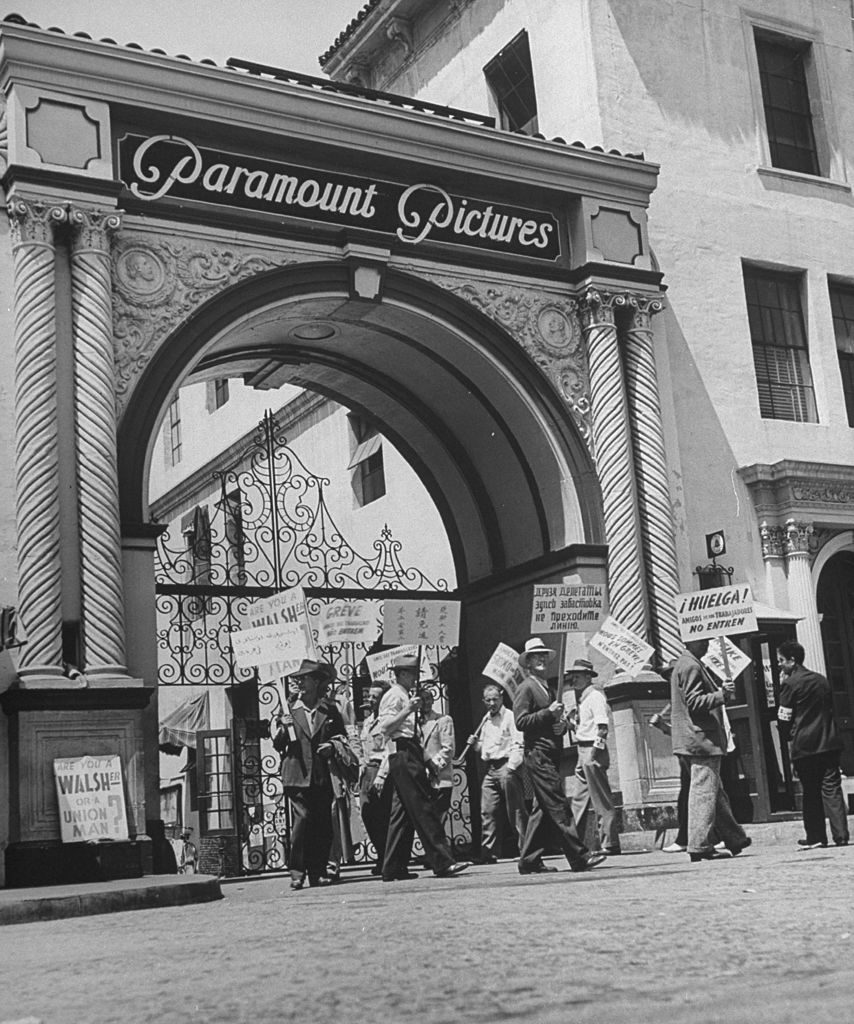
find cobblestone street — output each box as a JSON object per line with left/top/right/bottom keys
{"left": 2, "top": 839, "right": 853, "bottom": 1024}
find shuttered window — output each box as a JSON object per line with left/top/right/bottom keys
{"left": 829, "top": 283, "right": 854, "bottom": 427}
{"left": 744, "top": 267, "right": 816, "bottom": 422}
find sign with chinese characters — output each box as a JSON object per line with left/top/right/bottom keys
{"left": 316, "top": 600, "right": 377, "bottom": 646}
{"left": 53, "top": 754, "right": 129, "bottom": 843}
{"left": 674, "top": 584, "right": 757, "bottom": 642}
{"left": 589, "top": 616, "right": 654, "bottom": 677}
{"left": 530, "top": 584, "right": 606, "bottom": 633}
{"left": 232, "top": 587, "right": 316, "bottom": 671}
{"left": 382, "top": 599, "right": 461, "bottom": 647}
{"left": 117, "top": 134, "right": 561, "bottom": 261}
{"left": 703, "top": 636, "right": 753, "bottom": 683}
{"left": 481, "top": 642, "right": 522, "bottom": 697}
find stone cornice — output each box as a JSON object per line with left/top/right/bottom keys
{"left": 0, "top": 22, "right": 660, "bottom": 207}
{"left": 740, "top": 460, "right": 854, "bottom": 525}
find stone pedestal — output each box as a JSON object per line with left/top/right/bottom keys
{"left": 605, "top": 669, "right": 679, "bottom": 831}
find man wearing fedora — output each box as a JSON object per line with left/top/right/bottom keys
{"left": 513, "top": 638, "right": 605, "bottom": 874}
{"left": 272, "top": 659, "right": 347, "bottom": 890}
{"left": 567, "top": 658, "right": 621, "bottom": 856}
{"left": 378, "top": 653, "right": 470, "bottom": 880}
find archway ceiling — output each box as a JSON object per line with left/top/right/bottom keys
{"left": 187, "top": 294, "right": 588, "bottom": 585}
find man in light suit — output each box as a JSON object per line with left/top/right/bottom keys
{"left": 513, "top": 638, "right": 604, "bottom": 875}
{"left": 419, "top": 687, "right": 455, "bottom": 830}
{"left": 272, "top": 659, "right": 347, "bottom": 890}
{"left": 670, "top": 639, "right": 751, "bottom": 862}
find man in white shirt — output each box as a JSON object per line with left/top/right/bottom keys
{"left": 468, "top": 683, "right": 527, "bottom": 863}
{"left": 567, "top": 658, "right": 621, "bottom": 855}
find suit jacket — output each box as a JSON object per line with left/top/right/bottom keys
{"left": 421, "top": 710, "right": 455, "bottom": 788}
{"left": 272, "top": 698, "right": 346, "bottom": 789}
{"left": 513, "top": 672, "right": 565, "bottom": 758}
{"left": 778, "top": 664, "right": 842, "bottom": 760}
{"left": 670, "top": 650, "right": 727, "bottom": 756}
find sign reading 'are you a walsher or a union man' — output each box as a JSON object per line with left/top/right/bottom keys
{"left": 53, "top": 754, "right": 129, "bottom": 843}
{"left": 117, "top": 134, "right": 562, "bottom": 262}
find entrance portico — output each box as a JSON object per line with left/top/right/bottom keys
{"left": 0, "top": 17, "right": 681, "bottom": 884}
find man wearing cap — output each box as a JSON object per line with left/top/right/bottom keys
{"left": 567, "top": 658, "right": 621, "bottom": 856}
{"left": 513, "top": 638, "right": 605, "bottom": 874}
{"left": 378, "top": 653, "right": 470, "bottom": 880}
{"left": 358, "top": 681, "right": 392, "bottom": 874}
{"left": 272, "top": 659, "right": 347, "bottom": 890}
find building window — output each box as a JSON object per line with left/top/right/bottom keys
{"left": 167, "top": 396, "right": 182, "bottom": 466}
{"left": 484, "top": 31, "right": 538, "bottom": 135}
{"left": 182, "top": 506, "right": 212, "bottom": 618}
{"left": 829, "top": 283, "right": 854, "bottom": 427}
{"left": 754, "top": 31, "right": 819, "bottom": 176}
{"left": 348, "top": 414, "right": 386, "bottom": 506}
{"left": 206, "top": 378, "right": 230, "bottom": 412}
{"left": 744, "top": 266, "right": 817, "bottom": 423}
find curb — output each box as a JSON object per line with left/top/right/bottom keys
{"left": 0, "top": 875, "right": 223, "bottom": 926}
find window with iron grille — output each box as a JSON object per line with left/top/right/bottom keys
{"left": 484, "top": 31, "right": 539, "bottom": 135}
{"left": 348, "top": 414, "right": 386, "bottom": 506}
{"left": 754, "top": 31, "right": 819, "bottom": 176}
{"left": 829, "top": 283, "right": 854, "bottom": 427}
{"left": 744, "top": 266, "right": 817, "bottom": 422}
{"left": 167, "top": 396, "right": 182, "bottom": 466}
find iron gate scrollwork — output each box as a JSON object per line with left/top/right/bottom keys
{"left": 155, "top": 410, "right": 471, "bottom": 874}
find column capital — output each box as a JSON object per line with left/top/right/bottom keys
{"left": 7, "top": 197, "right": 67, "bottom": 248}
{"left": 760, "top": 521, "right": 786, "bottom": 560}
{"left": 577, "top": 286, "right": 623, "bottom": 328}
{"left": 68, "top": 205, "right": 123, "bottom": 252}
{"left": 622, "top": 293, "right": 666, "bottom": 333}
{"left": 785, "top": 518, "right": 814, "bottom": 556}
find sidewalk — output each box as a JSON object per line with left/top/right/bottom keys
{"left": 0, "top": 817, "right": 815, "bottom": 926}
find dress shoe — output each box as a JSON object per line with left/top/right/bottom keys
{"left": 307, "top": 876, "right": 332, "bottom": 888}
{"left": 569, "top": 851, "right": 607, "bottom": 872}
{"left": 662, "top": 842, "right": 687, "bottom": 853}
{"left": 382, "top": 871, "right": 419, "bottom": 882}
{"left": 518, "top": 862, "right": 558, "bottom": 875}
{"left": 797, "top": 839, "right": 827, "bottom": 850}
{"left": 728, "top": 837, "right": 752, "bottom": 856}
{"left": 435, "top": 861, "right": 471, "bottom": 878}
{"left": 834, "top": 838, "right": 850, "bottom": 846}
{"left": 689, "top": 849, "right": 732, "bottom": 862}
{"left": 603, "top": 847, "right": 622, "bottom": 856}
{"left": 289, "top": 876, "right": 305, "bottom": 890}
{"left": 479, "top": 854, "right": 499, "bottom": 864}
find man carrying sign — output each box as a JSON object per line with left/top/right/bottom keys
{"left": 670, "top": 639, "right": 751, "bottom": 862}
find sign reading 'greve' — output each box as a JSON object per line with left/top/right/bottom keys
{"left": 117, "top": 134, "right": 561, "bottom": 262}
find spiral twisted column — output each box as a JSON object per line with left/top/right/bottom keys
{"left": 578, "top": 288, "right": 650, "bottom": 641}
{"left": 622, "top": 297, "right": 682, "bottom": 662}
{"left": 69, "top": 205, "right": 128, "bottom": 677}
{"left": 8, "top": 199, "right": 67, "bottom": 678}
{"left": 784, "top": 519, "right": 826, "bottom": 675}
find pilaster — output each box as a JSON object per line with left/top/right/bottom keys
{"left": 784, "top": 519, "right": 826, "bottom": 674}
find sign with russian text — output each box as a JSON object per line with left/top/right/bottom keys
{"left": 232, "top": 587, "right": 316, "bottom": 671}
{"left": 703, "top": 636, "right": 753, "bottom": 683}
{"left": 482, "top": 642, "right": 522, "bottom": 696}
{"left": 530, "top": 583, "right": 605, "bottom": 633}
{"left": 53, "top": 754, "right": 128, "bottom": 843}
{"left": 382, "top": 599, "right": 460, "bottom": 647}
{"left": 118, "top": 134, "right": 561, "bottom": 261}
{"left": 674, "top": 584, "right": 757, "bottom": 641}
{"left": 316, "top": 600, "right": 377, "bottom": 646}
{"left": 589, "top": 616, "right": 654, "bottom": 676}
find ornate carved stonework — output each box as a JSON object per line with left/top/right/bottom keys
{"left": 0, "top": 99, "right": 7, "bottom": 175}
{"left": 790, "top": 481, "right": 854, "bottom": 505}
{"left": 111, "top": 236, "right": 299, "bottom": 409}
{"left": 68, "top": 206, "right": 122, "bottom": 251}
{"left": 759, "top": 522, "right": 786, "bottom": 559}
{"left": 785, "top": 518, "right": 814, "bottom": 557}
{"left": 419, "top": 273, "right": 593, "bottom": 447}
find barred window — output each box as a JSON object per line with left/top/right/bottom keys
{"left": 744, "top": 266, "right": 817, "bottom": 422}
{"left": 755, "top": 32, "right": 819, "bottom": 176}
{"left": 484, "top": 31, "right": 539, "bottom": 135}
{"left": 829, "top": 283, "right": 854, "bottom": 427}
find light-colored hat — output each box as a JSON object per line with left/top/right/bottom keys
{"left": 566, "top": 658, "right": 598, "bottom": 678}
{"left": 391, "top": 653, "right": 420, "bottom": 673}
{"left": 518, "top": 637, "right": 556, "bottom": 668}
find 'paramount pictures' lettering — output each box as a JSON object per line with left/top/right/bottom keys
{"left": 119, "top": 134, "right": 561, "bottom": 261}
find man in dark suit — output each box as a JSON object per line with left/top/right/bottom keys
{"left": 777, "top": 640, "right": 849, "bottom": 849}
{"left": 272, "top": 659, "right": 347, "bottom": 890}
{"left": 670, "top": 639, "right": 750, "bottom": 862}
{"left": 513, "top": 637, "right": 604, "bottom": 875}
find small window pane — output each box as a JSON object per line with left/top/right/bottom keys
{"left": 484, "top": 31, "right": 539, "bottom": 135}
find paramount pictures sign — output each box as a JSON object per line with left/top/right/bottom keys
{"left": 118, "top": 133, "right": 561, "bottom": 261}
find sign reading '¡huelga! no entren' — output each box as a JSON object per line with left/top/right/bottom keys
{"left": 673, "top": 583, "right": 758, "bottom": 642}
{"left": 117, "top": 134, "right": 561, "bottom": 261}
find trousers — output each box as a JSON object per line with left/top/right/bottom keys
{"left": 519, "top": 746, "right": 588, "bottom": 870}
{"left": 569, "top": 744, "right": 620, "bottom": 851}
{"left": 480, "top": 764, "right": 528, "bottom": 857}
{"left": 382, "top": 741, "right": 455, "bottom": 879}
{"left": 794, "top": 750, "right": 849, "bottom": 845}
{"left": 679, "top": 754, "right": 747, "bottom": 854}
{"left": 360, "top": 763, "right": 392, "bottom": 869}
{"left": 284, "top": 780, "right": 334, "bottom": 882}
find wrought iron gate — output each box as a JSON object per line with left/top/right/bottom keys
{"left": 155, "top": 410, "right": 471, "bottom": 874}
